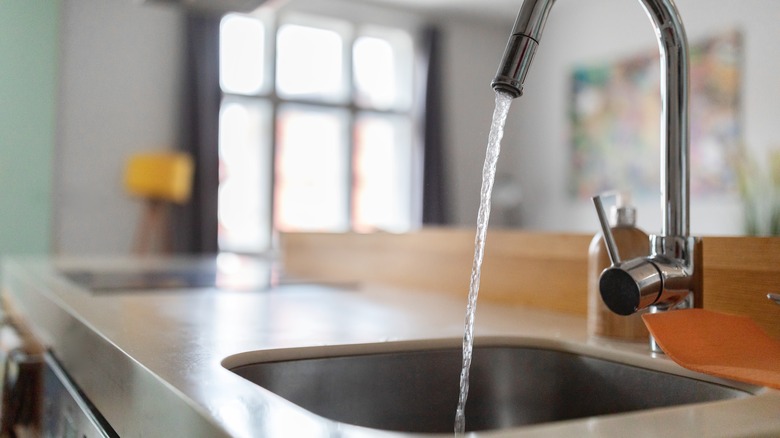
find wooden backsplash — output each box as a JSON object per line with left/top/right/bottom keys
{"left": 703, "top": 237, "right": 780, "bottom": 340}
{"left": 281, "top": 228, "right": 780, "bottom": 339}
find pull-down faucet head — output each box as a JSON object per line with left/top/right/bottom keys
{"left": 493, "top": 0, "right": 698, "bottom": 348}
{"left": 491, "top": 0, "right": 555, "bottom": 98}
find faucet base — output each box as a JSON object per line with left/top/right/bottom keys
{"left": 650, "top": 235, "right": 702, "bottom": 310}
{"left": 648, "top": 292, "right": 694, "bottom": 353}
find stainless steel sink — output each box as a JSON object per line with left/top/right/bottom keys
{"left": 226, "top": 342, "right": 751, "bottom": 434}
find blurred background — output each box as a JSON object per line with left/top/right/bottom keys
{"left": 2, "top": 0, "right": 779, "bottom": 257}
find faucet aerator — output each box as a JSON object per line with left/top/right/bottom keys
{"left": 491, "top": 80, "right": 523, "bottom": 98}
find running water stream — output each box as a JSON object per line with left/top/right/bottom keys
{"left": 454, "top": 90, "right": 514, "bottom": 434}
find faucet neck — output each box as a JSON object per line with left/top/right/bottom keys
{"left": 640, "top": 0, "right": 690, "bottom": 238}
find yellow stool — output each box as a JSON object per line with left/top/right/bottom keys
{"left": 124, "top": 152, "right": 194, "bottom": 254}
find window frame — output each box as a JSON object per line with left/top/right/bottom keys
{"left": 218, "top": 10, "right": 422, "bottom": 253}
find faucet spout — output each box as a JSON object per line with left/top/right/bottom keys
{"left": 494, "top": 0, "right": 698, "bottom": 347}
{"left": 494, "top": 0, "right": 690, "bottom": 239}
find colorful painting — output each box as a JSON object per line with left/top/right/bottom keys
{"left": 569, "top": 31, "right": 742, "bottom": 199}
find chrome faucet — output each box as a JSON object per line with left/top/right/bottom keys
{"left": 492, "top": 0, "right": 699, "bottom": 351}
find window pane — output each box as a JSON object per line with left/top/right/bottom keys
{"left": 275, "top": 105, "right": 349, "bottom": 232}
{"left": 353, "top": 113, "right": 414, "bottom": 233}
{"left": 218, "top": 97, "right": 273, "bottom": 252}
{"left": 353, "top": 28, "right": 414, "bottom": 111}
{"left": 276, "top": 22, "right": 348, "bottom": 102}
{"left": 220, "top": 14, "right": 267, "bottom": 95}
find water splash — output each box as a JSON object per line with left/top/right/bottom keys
{"left": 454, "top": 91, "right": 514, "bottom": 434}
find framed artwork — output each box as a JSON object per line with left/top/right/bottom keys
{"left": 569, "top": 30, "right": 742, "bottom": 199}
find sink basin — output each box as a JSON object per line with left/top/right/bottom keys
{"left": 226, "top": 340, "right": 751, "bottom": 434}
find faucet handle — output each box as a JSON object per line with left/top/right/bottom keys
{"left": 592, "top": 195, "right": 621, "bottom": 266}
{"left": 591, "top": 193, "right": 663, "bottom": 316}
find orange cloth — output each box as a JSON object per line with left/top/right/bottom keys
{"left": 643, "top": 309, "right": 780, "bottom": 390}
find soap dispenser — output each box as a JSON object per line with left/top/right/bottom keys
{"left": 587, "top": 193, "right": 649, "bottom": 341}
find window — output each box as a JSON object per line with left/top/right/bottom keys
{"left": 218, "top": 12, "right": 419, "bottom": 253}
{"left": 274, "top": 104, "right": 350, "bottom": 232}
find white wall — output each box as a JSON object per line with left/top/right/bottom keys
{"left": 501, "top": 0, "right": 780, "bottom": 236}
{"left": 55, "top": 0, "right": 184, "bottom": 254}
{"left": 434, "top": 15, "right": 522, "bottom": 227}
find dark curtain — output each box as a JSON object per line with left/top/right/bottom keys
{"left": 420, "top": 25, "right": 449, "bottom": 225}
{"left": 172, "top": 12, "right": 222, "bottom": 254}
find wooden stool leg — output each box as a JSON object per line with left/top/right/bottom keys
{"left": 133, "top": 200, "right": 165, "bottom": 255}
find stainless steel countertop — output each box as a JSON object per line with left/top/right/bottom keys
{"left": 3, "top": 255, "right": 780, "bottom": 437}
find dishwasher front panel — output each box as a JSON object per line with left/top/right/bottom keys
{"left": 42, "top": 353, "right": 116, "bottom": 438}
